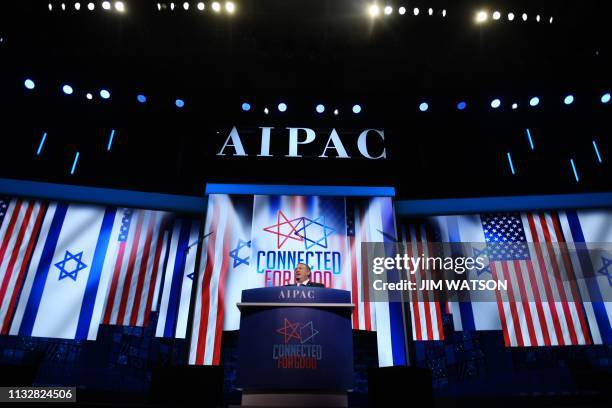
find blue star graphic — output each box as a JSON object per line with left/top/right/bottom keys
{"left": 229, "top": 239, "right": 251, "bottom": 268}
{"left": 55, "top": 250, "right": 88, "bottom": 281}
{"left": 597, "top": 256, "right": 612, "bottom": 286}
{"left": 473, "top": 247, "right": 491, "bottom": 276}
{"left": 299, "top": 321, "right": 319, "bottom": 344}
{"left": 294, "top": 216, "right": 335, "bottom": 249}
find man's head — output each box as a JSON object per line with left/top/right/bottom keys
{"left": 294, "top": 263, "right": 311, "bottom": 283}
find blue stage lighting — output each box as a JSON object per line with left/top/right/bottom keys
{"left": 316, "top": 104, "right": 325, "bottom": 113}
{"left": 457, "top": 101, "right": 466, "bottom": 110}
{"left": 175, "top": 99, "right": 185, "bottom": 108}
{"left": 241, "top": 102, "right": 251, "bottom": 112}
{"left": 507, "top": 152, "right": 515, "bottom": 175}
{"left": 278, "top": 102, "right": 287, "bottom": 112}
{"left": 62, "top": 84, "right": 73, "bottom": 95}
{"left": 137, "top": 94, "right": 147, "bottom": 103}
{"left": 511, "top": 103, "right": 518, "bottom": 110}
{"left": 491, "top": 99, "right": 501, "bottom": 109}
{"left": 24, "top": 79, "right": 35, "bottom": 90}
{"left": 352, "top": 104, "right": 362, "bottom": 114}
{"left": 100, "top": 89, "right": 110, "bottom": 99}
{"left": 601, "top": 93, "right": 611, "bottom": 103}
{"left": 570, "top": 159, "right": 579, "bottom": 183}
{"left": 419, "top": 102, "right": 429, "bottom": 112}
{"left": 564, "top": 95, "right": 574, "bottom": 105}
{"left": 529, "top": 96, "right": 540, "bottom": 107}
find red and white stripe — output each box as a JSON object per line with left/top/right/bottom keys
{"left": 0, "top": 199, "right": 46, "bottom": 334}
{"left": 189, "top": 195, "right": 234, "bottom": 365}
{"left": 103, "top": 209, "right": 169, "bottom": 327}
{"left": 403, "top": 223, "right": 445, "bottom": 341}
{"left": 490, "top": 212, "right": 591, "bottom": 347}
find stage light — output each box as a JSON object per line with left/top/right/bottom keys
{"left": 428, "top": 8, "right": 433, "bottom": 16}
{"left": 264, "top": 107, "right": 269, "bottom": 114}
{"left": 368, "top": 4, "right": 379, "bottom": 17}
{"left": 115, "top": 1, "right": 125, "bottom": 12}
{"left": 413, "top": 8, "right": 419, "bottom": 16}
{"left": 526, "top": 128, "right": 534, "bottom": 150}
{"left": 442, "top": 9, "right": 446, "bottom": 17}
{"left": 570, "top": 159, "right": 579, "bottom": 182}
{"left": 507, "top": 152, "right": 515, "bottom": 175}
{"left": 492, "top": 11, "right": 501, "bottom": 20}
{"left": 48, "top": 3, "right": 52, "bottom": 11}
{"left": 278, "top": 102, "right": 287, "bottom": 112}
{"left": 508, "top": 12, "right": 515, "bottom": 21}
{"left": 601, "top": 92, "right": 611, "bottom": 103}
{"left": 384, "top": 6, "right": 392, "bottom": 16}
{"left": 137, "top": 94, "right": 147, "bottom": 103}
{"left": 241, "top": 102, "right": 251, "bottom": 111}
{"left": 212, "top": 2, "right": 221, "bottom": 12}
{"left": 62, "top": 84, "right": 73, "bottom": 95}
{"left": 61, "top": 3, "right": 66, "bottom": 11}
{"left": 225, "top": 2, "right": 235, "bottom": 13}
{"left": 491, "top": 98, "right": 501, "bottom": 108}
{"left": 419, "top": 102, "right": 429, "bottom": 112}
{"left": 183, "top": 2, "right": 189, "bottom": 10}
{"left": 564, "top": 95, "right": 574, "bottom": 105}
{"left": 157, "top": 3, "right": 161, "bottom": 11}
{"left": 175, "top": 99, "right": 185, "bottom": 108}
{"left": 352, "top": 104, "right": 362, "bottom": 114}
{"left": 476, "top": 11, "right": 488, "bottom": 23}
{"left": 529, "top": 96, "right": 540, "bottom": 107}
{"left": 333, "top": 109, "right": 339, "bottom": 116}
{"left": 457, "top": 101, "right": 466, "bottom": 110}
{"left": 197, "top": 2, "right": 204, "bottom": 10}
{"left": 100, "top": 89, "right": 110, "bottom": 99}
{"left": 536, "top": 14, "right": 540, "bottom": 22}
{"left": 316, "top": 104, "right": 325, "bottom": 113}
{"left": 593, "top": 140, "right": 603, "bottom": 163}
{"left": 75, "top": 3, "right": 81, "bottom": 10}
{"left": 102, "top": 1, "right": 111, "bottom": 10}
{"left": 398, "top": 7, "right": 406, "bottom": 15}
{"left": 86, "top": 93, "right": 93, "bottom": 100}
{"left": 512, "top": 103, "right": 518, "bottom": 109}
{"left": 71, "top": 151, "right": 80, "bottom": 175}
{"left": 522, "top": 13, "right": 527, "bottom": 21}
{"left": 24, "top": 79, "right": 35, "bottom": 90}
{"left": 549, "top": 16, "right": 553, "bottom": 24}
{"left": 37, "top": 132, "right": 47, "bottom": 156}
{"left": 87, "top": 2, "right": 94, "bottom": 10}
{"left": 170, "top": 3, "right": 175, "bottom": 10}
{"left": 107, "top": 129, "right": 115, "bottom": 151}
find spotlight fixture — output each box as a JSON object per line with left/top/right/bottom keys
{"left": 511, "top": 103, "right": 518, "bottom": 109}
{"left": 100, "top": 89, "right": 110, "bottom": 99}
{"left": 137, "top": 94, "right": 147, "bottom": 103}
{"left": 264, "top": 107, "right": 269, "bottom": 114}
{"left": 175, "top": 99, "right": 185, "bottom": 108}
{"left": 428, "top": 8, "right": 433, "bottom": 16}
{"left": 316, "top": 104, "right": 325, "bottom": 113}
{"left": 476, "top": 11, "right": 488, "bottom": 23}
{"left": 197, "top": 2, "right": 204, "bottom": 10}
{"left": 384, "top": 6, "right": 392, "bottom": 16}
{"left": 115, "top": 1, "right": 125, "bottom": 12}
{"left": 522, "top": 13, "right": 527, "bottom": 21}
{"left": 456, "top": 101, "right": 466, "bottom": 110}
{"left": 333, "top": 109, "right": 339, "bottom": 116}
{"left": 62, "top": 84, "right": 74, "bottom": 95}
{"left": 601, "top": 93, "right": 611, "bottom": 103}
{"left": 87, "top": 2, "right": 94, "bottom": 10}
{"left": 419, "top": 102, "right": 429, "bottom": 112}
{"left": 508, "top": 12, "right": 515, "bottom": 21}
{"left": 278, "top": 102, "right": 287, "bottom": 112}
{"left": 61, "top": 3, "right": 66, "bottom": 11}
{"left": 368, "top": 4, "right": 379, "bottom": 17}
{"left": 442, "top": 9, "right": 446, "bottom": 17}
{"left": 549, "top": 16, "right": 553, "bottom": 24}
{"left": 86, "top": 93, "right": 93, "bottom": 100}
{"left": 536, "top": 14, "right": 541, "bottom": 22}
{"left": 75, "top": 2, "right": 81, "bottom": 10}
{"left": 241, "top": 102, "right": 251, "bottom": 111}
{"left": 102, "top": 1, "right": 111, "bottom": 10}
{"left": 352, "top": 104, "right": 362, "bottom": 114}
{"left": 398, "top": 7, "right": 406, "bottom": 15}
{"left": 564, "top": 95, "right": 574, "bottom": 105}
{"left": 529, "top": 96, "right": 540, "bottom": 107}
{"left": 490, "top": 99, "right": 501, "bottom": 109}
{"left": 492, "top": 11, "right": 501, "bottom": 20}
{"left": 212, "top": 2, "right": 221, "bottom": 12}
{"left": 183, "top": 2, "right": 189, "bottom": 10}
{"left": 413, "top": 7, "right": 419, "bottom": 16}
{"left": 225, "top": 2, "right": 235, "bottom": 13}
{"left": 24, "top": 79, "right": 35, "bottom": 90}
{"left": 48, "top": 3, "right": 52, "bottom": 11}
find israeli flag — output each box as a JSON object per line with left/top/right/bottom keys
{"left": 10, "top": 203, "right": 119, "bottom": 340}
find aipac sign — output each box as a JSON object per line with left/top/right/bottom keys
{"left": 216, "top": 126, "right": 387, "bottom": 159}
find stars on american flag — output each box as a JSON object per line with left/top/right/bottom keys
{"left": 0, "top": 197, "right": 8, "bottom": 226}
{"left": 481, "top": 213, "right": 530, "bottom": 261}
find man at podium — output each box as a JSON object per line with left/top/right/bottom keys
{"left": 287, "top": 263, "right": 325, "bottom": 287}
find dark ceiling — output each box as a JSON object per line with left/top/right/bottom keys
{"left": 0, "top": 0, "right": 610, "bottom": 200}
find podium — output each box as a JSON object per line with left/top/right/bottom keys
{"left": 237, "top": 287, "right": 354, "bottom": 407}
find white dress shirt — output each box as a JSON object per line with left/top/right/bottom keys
{"left": 297, "top": 279, "right": 310, "bottom": 286}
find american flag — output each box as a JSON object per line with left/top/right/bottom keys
{"left": 0, "top": 198, "right": 47, "bottom": 334}
{"left": 401, "top": 222, "right": 445, "bottom": 341}
{"left": 102, "top": 208, "right": 170, "bottom": 327}
{"left": 483, "top": 212, "right": 591, "bottom": 347}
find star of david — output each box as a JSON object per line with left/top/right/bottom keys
{"left": 229, "top": 239, "right": 251, "bottom": 268}
{"left": 299, "top": 321, "right": 319, "bottom": 344}
{"left": 55, "top": 250, "right": 88, "bottom": 281}
{"left": 263, "top": 211, "right": 304, "bottom": 249}
{"left": 294, "top": 216, "right": 336, "bottom": 249}
{"left": 598, "top": 256, "right": 612, "bottom": 286}
{"left": 276, "top": 318, "right": 302, "bottom": 343}
{"left": 473, "top": 247, "right": 491, "bottom": 276}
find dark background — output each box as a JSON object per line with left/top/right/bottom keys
{"left": 0, "top": 0, "right": 610, "bottom": 199}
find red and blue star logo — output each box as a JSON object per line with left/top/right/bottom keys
{"left": 263, "top": 211, "right": 335, "bottom": 249}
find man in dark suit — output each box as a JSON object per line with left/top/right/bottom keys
{"left": 287, "top": 263, "right": 325, "bottom": 287}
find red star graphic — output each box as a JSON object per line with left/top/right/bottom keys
{"left": 263, "top": 211, "right": 304, "bottom": 249}
{"left": 276, "top": 318, "right": 302, "bottom": 343}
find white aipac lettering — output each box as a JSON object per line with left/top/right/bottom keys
{"left": 319, "top": 129, "right": 350, "bottom": 158}
{"left": 217, "top": 126, "right": 247, "bottom": 156}
{"left": 286, "top": 127, "right": 316, "bottom": 157}
{"left": 357, "top": 129, "right": 386, "bottom": 159}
